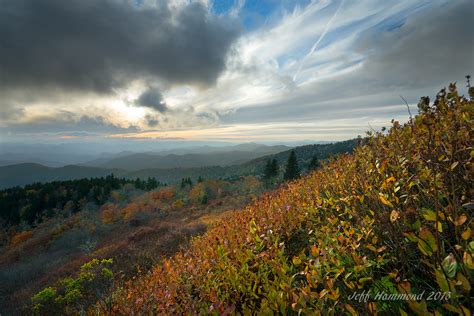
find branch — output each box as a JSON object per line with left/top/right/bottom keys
{"left": 399, "top": 95, "right": 413, "bottom": 120}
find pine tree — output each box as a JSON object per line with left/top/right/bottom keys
{"left": 284, "top": 151, "right": 300, "bottom": 181}
{"left": 270, "top": 159, "right": 278, "bottom": 177}
{"left": 263, "top": 159, "right": 273, "bottom": 179}
{"left": 264, "top": 158, "right": 279, "bottom": 180}
{"left": 308, "top": 155, "right": 320, "bottom": 171}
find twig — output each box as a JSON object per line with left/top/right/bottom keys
{"left": 399, "top": 95, "right": 413, "bottom": 120}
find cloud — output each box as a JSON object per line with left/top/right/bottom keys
{"left": 0, "top": 103, "right": 24, "bottom": 122}
{"left": 1, "top": 0, "right": 471, "bottom": 142}
{"left": 216, "top": 0, "right": 473, "bottom": 130}
{"left": 355, "top": 0, "right": 474, "bottom": 90}
{"left": 144, "top": 114, "right": 160, "bottom": 127}
{"left": 0, "top": 113, "right": 139, "bottom": 136}
{"left": 0, "top": 0, "right": 240, "bottom": 94}
{"left": 136, "top": 88, "right": 168, "bottom": 113}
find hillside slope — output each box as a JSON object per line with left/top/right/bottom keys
{"left": 108, "top": 84, "right": 472, "bottom": 314}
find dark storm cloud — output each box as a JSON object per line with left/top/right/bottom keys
{"left": 136, "top": 88, "right": 168, "bottom": 112}
{"left": 0, "top": 0, "right": 240, "bottom": 93}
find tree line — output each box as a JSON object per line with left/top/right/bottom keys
{"left": 0, "top": 175, "right": 164, "bottom": 227}
{"left": 1, "top": 152, "right": 320, "bottom": 229}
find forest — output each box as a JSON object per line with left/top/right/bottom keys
{"left": 0, "top": 175, "right": 164, "bottom": 227}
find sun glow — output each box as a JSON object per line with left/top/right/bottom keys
{"left": 109, "top": 98, "right": 147, "bottom": 123}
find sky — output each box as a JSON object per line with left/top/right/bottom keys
{"left": 0, "top": 0, "right": 473, "bottom": 144}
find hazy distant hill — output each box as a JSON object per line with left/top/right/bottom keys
{"left": 126, "top": 139, "right": 358, "bottom": 182}
{"left": 82, "top": 144, "right": 291, "bottom": 171}
{"left": 0, "top": 163, "right": 120, "bottom": 189}
{"left": 0, "top": 140, "right": 356, "bottom": 189}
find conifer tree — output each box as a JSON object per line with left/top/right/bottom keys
{"left": 308, "top": 155, "right": 320, "bottom": 171}
{"left": 263, "top": 159, "right": 273, "bottom": 179}
{"left": 264, "top": 158, "right": 279, "bottom": 180}
{"left": 270, "top": 159, "right": 278, "bottom": 177}
{"left": 284, "top": 151, "right": 300, "bottom": 181}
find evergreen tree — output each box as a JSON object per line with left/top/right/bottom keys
{"left": 264, "top": 158, "right": 279, "bottom": 179}
{"left": 146, "top": 177, "right": 158, "bottom": 190}
{"left": 263, "top": 159, "right": 272, "bottom": 179}
{"left": 270, "top": 159, "right": 278, "bottom": 177}
{"left": 308, "top": 155, "right": 320, "bottom": 171}
{"left": 180, "top": 177, "right": 193, "bottom": 189}
{"left": 134, "top": 178, "right": 142, "bottom": 190}
{"left": 284, "top": 151, "right": 300, "bottom": 181}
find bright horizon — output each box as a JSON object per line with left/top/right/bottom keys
{"left": 0, "top": 0, "right": 472, "bottom": 144}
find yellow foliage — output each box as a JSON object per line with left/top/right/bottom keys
{"left": 172, "top": 199, "right": 185, "bottom": 209}
{"left": 100, "top": 203, "right": 120, "bottom": 224}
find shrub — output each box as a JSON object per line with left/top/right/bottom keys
{"left": 100, "top": 203, "right": 120, "bottom": 225}
{"left": 172, "top": 199, "right": 185, "bottom": 209}
{"left": 31, "top": 258, "right": 115, "bottom": 315}
{"left": 108, "top": 84, "right": 473, "bottom": 315}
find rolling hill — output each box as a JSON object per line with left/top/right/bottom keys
{"left": 0, "top": 164, "right": 120, "bottom": 189}
{"left": 0, "top": 140, "right": 356, "bottom": 189}
{"left": 84, "top": 148, "right": 290, "bottom": 171}
{"left": 126, "top": 139, "right": 358, "bottom": 182}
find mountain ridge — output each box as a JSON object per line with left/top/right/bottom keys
{"left": 0, "top": 140, "right": 357, "bottom": 189}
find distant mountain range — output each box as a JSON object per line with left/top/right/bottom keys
{"left": 81, "top": 144, "right": 291, "bottom": 171}
{"left": 0, "top": 141, "right": 295, "bottom": 167}
{"left": 0, "top": 163, "right": 122, "bottom": 189}
{"left": 126, "top": 139, "right": 358, "bottom": 182}
{"left": 0, "top": 140, "right": 357, "bottom": 189}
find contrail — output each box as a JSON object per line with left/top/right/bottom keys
{"left": 293, "top": 0, "right": 345, "bottom": 82}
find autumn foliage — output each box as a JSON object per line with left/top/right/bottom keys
{"left": 108, "top": 84, "right": 473, "bottom": 314}
{"left": 10, "top": 230, "right": 33, "bottom": 247}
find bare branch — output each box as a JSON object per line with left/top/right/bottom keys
{"left": 399, "top": 95, "right": 413, "bottom": 120}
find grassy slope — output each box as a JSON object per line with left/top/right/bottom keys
{"left": 110, "top": 85, "right": 472, "bottom": 315}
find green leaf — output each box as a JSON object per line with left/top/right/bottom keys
{"left": 441, "top": 253, "right": 457, "bottom": 278}
{"left": 421, "top": 208, "right": 436, "bottom": 222}
{"left": 403, "top": 232, "right": 418, "bottom": 243}
{"left": 435, "top": 269, "right": 449, "bottom": 292}
{"left": 417, "top": 227, "right": 438, "bottom": 256}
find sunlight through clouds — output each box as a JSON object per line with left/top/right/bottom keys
{"left": 0, "top": 0, "right": 470, "bottom": 142}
